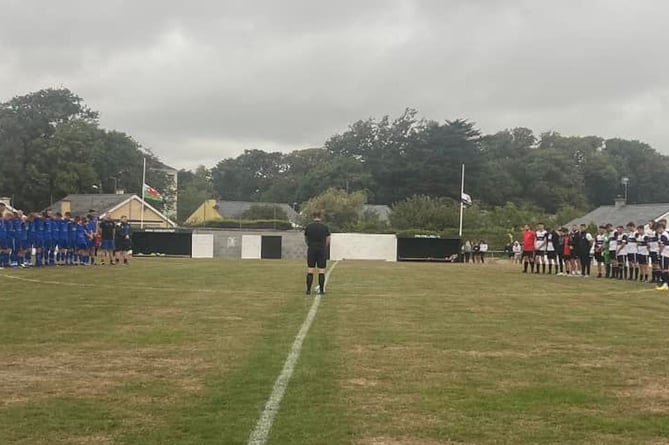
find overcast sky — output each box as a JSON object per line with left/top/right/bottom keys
{"left": 1, "top": 0, "right": 667, "bottom": 170}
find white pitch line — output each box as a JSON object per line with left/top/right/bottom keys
{"left": 247, "top": 261, "right": 339, "bottom": 445}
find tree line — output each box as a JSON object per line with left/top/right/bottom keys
{"left": 197, "top": 108, "right": 669, "bottom": 217}
{"left": 3, "top": 89, "right": 668, "bottom": 232}
{"left": 0, "top": 88, "right": 172, "bottom": 212}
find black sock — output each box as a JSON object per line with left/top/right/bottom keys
{"left": 542, "top": 263, "right": 546, "bottom": 274}
{"left": 523, "top": 261, "right": 528, "bottom": 272}
{"left": 318, "top": 273, "right": 325, "bottom": 292}
{"left": 635, "top": 268, "right": 639, "bottom": 280}
{"left": 306, "top": 273, "right": 314, "bottom": 291}
{"left": 549, "top": 264, "right": 552, "bottom": 274}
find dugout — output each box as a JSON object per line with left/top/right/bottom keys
{"left": 132, "top": 228, "right": 193, "bottom": 256}
{"left": 397, "top": 236, "right": 462, "bottom": 262}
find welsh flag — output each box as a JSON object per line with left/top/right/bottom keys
{"left": 143, "top": 183, "right": 164, "bottom": 203}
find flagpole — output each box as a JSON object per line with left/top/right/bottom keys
{"left": 141, "top": 157, "right": 146, "bottom": 229}
{"left": 458, "top": 163, "right": 465, "bottom": 237}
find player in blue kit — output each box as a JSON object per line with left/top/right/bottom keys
{"left": 75, "top": 216, "right": 90, "bottom": 265}
{"left": 0, "top": 214, "right": 10, "bottom": 268}
{"left": 18, "top": 214, "right": 31, "bottom": 267}
{"left": 54, "top": 213, "right": 69, "bottom": 265}
{"left": 12, "top": 213, "right": 27, "bottom": 268}
{"left": 66, "top": 213, "right": 78, "bottom": 265}
{"left": 33, "top": 213, "right": 45, "bottom": 266}
{"left": 44, "top": 211, "right": 55, "bottom": 266}
{"left": 5, "top": 212, "right": 19, "bottom": 267}
{"left": 86, "top": 212, "right": 98, "bottom": 265}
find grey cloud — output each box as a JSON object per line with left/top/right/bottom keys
{"left": 1, "top": 0, "right": 668, "bottom": 169}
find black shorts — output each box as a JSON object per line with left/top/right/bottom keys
{"left": 534, "top": 250, "right": 545, "bottom": 257}
{"left": 521, "top": 250, "right": 534, "bottom": 260}
{"left": 661, "top": 256, "right": 669, "bottom": 270}
{"left": 594, "top": 252, "right": 604, "bottom": 263}
{"left": 636, "top": 254, "right": 648, "bottom": 265}
{"left": 609, "top": 251, "right": 617, "bottom": 262}
{"left": 115, "top": 239, "right": 132, "bottom": 252}
{"left": 546, "top": 251, "right": 557, "bottom": 260}
{"left": 650, "top": 252, "right": 659, "bottom": 265}
{"left": 307, "top": 247, "right": 327, "bottom": 269}
{"left": 617, "top": 255, "right": 626, "bottom": 264}
{"left": 627, "top": 253, "right": 637, "bottom": 264}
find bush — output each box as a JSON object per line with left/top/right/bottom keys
{"left": 241, "top": 205, "right": 289, "bottom": 221}
{"left": 188, "top": 219, "right": 293, "bottom": 230}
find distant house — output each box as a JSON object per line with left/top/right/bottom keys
{"left": 0, "top": 196, "right": 16, "bottom": 209}
{"left": 565, "top": 197, "right": 669, "bottom": 228}
{"left": 50, "top": 194, "right": 177, "bottom": 228}
{"left": 185, "top": 200, "right": 300, "bottom": 225}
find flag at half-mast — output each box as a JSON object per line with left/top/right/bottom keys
{"left": 143, "top": 183, "right": 164, "bottom": 203}
{"left": 461, "top": 192, "right": 473, "bottom": 208}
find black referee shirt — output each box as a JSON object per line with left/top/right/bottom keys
{"left": 304, "top": 221, "right": 330, "bottom": 249}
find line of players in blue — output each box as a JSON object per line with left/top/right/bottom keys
{"left": 0, "top": 210, "right": 131, "bottom": 269}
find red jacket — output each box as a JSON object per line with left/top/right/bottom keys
{"left": 522, "top": 230, "right": 535, "bottom": 251}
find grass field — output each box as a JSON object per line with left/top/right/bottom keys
{"left": 2, "top": 258, "right": 669, "bottom": 444}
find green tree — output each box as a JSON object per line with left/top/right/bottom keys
{"left": 211, "top": 149, "right": 285, "bottom": 201}
{"left": 0, "top": 88, "right": 98, "bottom": 209}
{"left": 390, "top": 195, "right": 460, "bottom": 231}
{"left": 299, "top": 188, "right": 366, "bottom": 232}
{"left": 177, "top": 166, "right": 214, "bottom": 222}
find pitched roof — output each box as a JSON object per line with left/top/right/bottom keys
{"left": 51, "top": 194, "right": 134, "bottom": 216}
{"left": 565, "top": 203, "right": 669, "bottom": 228}
{"left": 215, "top": 200, "right": 300, "bottom": 223}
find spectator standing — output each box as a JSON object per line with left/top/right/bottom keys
{"left": 479, "top": 240, "right": 488, "bottom": 263}
{"left": 463, "top": 240, "right": 472, "bottom": 263}
{"left": 472, "top": 241, "right": 480, "bottom": 263}
{"left": 512, "top": 241, "right": 522, "bottom": 264}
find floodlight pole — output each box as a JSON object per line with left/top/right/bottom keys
{"left": 458, "top": 163, "right": 465, "bottom": 237}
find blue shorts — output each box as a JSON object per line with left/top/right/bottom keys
{"left": 0, "top": 238, "right": 8, "bottom": 250}
{"left": 101, "top": 239, "right": 115, "bottom": 251}
{"left": 77, "top": 241, "right": 89, "bottom": 251}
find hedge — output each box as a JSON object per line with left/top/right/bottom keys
{"left": 187, "top": 219, "right": 293, "bottom": 230}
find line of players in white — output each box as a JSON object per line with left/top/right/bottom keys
{"left": 522, "top": 220, "right": 669, "bottom": 290}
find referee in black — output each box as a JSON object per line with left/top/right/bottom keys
{"left": 304, "top": 211, "right": 330, "bottom": 295}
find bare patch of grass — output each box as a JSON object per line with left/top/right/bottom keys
{"left": 0, "top": 348, "right": 210, "bottom": 406}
